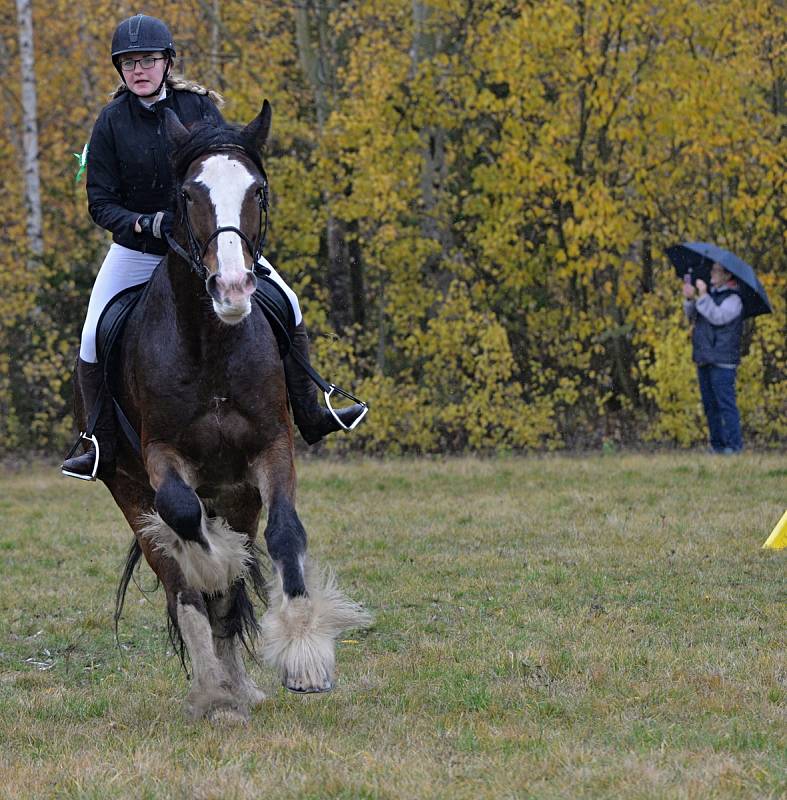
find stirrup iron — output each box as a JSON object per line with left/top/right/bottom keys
{"left": 61, "top": 432, "right": 100, "bottom": 481}
{"left": 324, "top": 385, "right": 369, "bottom": 431}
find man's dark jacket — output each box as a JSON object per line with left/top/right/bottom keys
{"left": 692, "top": 288, "right": 744, "bottom": 366}
{"left": 86, "top": 86, "right": 224, "bottom": 255}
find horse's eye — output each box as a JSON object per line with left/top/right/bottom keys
{"left": 182, "top": 190, "right": 193, "bottom": 203}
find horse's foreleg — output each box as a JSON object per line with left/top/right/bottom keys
{"left": 256, "top": 456, "right": 371, "bottom": 693}
{"left": 206, "top": 488, "right": 267, "bottom": 707}
{"left": 206, "top": 586, "right": 266, "bottom": 708}
{"left": 142, "top": 448, "right": 251, "bottom": 595}
{"left": 122, "top": 525, "right": 248, "bottom": 723}
{"left": 145, "top": 447, "right": 208, "bottom": 549}
{"left": 175, "top": 588, "right": 249, "bottom": 723}
{"left": 141, "top": 448, "right": 252, "bottom": 721}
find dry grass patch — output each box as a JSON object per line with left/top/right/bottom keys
{"left": 0, "top": 454, "right": 784, "bottom": 799}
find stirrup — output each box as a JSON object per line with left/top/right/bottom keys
{"left": 61, "top": 432, "right": 99, "bottom": 482}
{"left": 324, "top": 385, "right": 369, "bottom": 431}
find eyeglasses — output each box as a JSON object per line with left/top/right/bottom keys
{"left": 119, "top": 55, "right": 167, "bottom": 72}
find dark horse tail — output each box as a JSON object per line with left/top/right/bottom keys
{"left": 113, "top": 537, "right": 189, "bottom": 671}
{"left": 115, "top": 537, "right": 144, "bottom": 637}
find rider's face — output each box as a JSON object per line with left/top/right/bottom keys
{"left": 122, "top": 52, "right": 168, "bottom": 97}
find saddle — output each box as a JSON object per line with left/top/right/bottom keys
{"left": 93, "top": 266, "right": 298, "bottom": 456}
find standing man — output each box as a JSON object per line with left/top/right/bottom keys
{"left": 682, "top": 263, "right": 744, "bottom": 454}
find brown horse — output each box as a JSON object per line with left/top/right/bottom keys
{"left": 76, "top": 101, "right": 369, "bottom": 723}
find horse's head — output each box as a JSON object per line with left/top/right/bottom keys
{"left": 165, "top": 101, "right": 272, "bottom": 325}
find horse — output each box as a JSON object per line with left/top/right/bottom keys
{"left": 74, "top": 100, "right": 370, "bottom": 724}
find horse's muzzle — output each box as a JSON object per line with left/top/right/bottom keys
{"left": 206, "top": 269, "right": 257, "bottom": 323}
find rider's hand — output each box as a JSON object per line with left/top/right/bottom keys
{"left": 135, "top": 214, "right": 153, "bottom": 236}
{"left": 135, "top": 213, "right": 172, "bottom": 239}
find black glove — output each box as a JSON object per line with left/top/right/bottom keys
{"left": 136, "top": 211, "right": 173, "bottom": 239}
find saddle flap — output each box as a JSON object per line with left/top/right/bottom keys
{"left": 252, "top": 274, "right": 296, "bottom": 357}
{"left": 95, "top": 283, "right": 148, "bottom": 365}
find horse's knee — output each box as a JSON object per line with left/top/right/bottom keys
{"left": 155, "top": 472, "right": 203, "bottom": 543}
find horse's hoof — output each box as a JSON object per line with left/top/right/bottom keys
{"left": 284, "top": 676, "right": 333, "bottom": 694}
{"left": 207, "top": 706, "right": 250, "bottom": 725}
{"left": 244, "top": 684, "right": 267, "bottom": 707}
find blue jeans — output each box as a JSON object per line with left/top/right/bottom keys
{"left": 697, "top": 365, "right": 742, "bottom": 453}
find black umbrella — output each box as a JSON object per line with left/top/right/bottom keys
{"left": 666, "top": 242, "right": 773, "bottom": 319}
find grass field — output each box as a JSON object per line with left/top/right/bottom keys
{"left": 0, "top": 454, "right": 784, "bottom": 799}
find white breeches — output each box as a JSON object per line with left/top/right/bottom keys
{"left": 79, "top": 243, "right": 302, "bottom": 363}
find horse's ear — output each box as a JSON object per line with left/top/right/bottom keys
{"left": 164, "top": 108, "right": 190, "bottom": 149}
{"left": 242, "top": 99, "right": 271, "bottom": 153}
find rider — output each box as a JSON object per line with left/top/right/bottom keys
{"left": 62, "top": 14, "right": 365, "bottom": 480}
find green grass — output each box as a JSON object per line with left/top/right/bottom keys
{"left": 0, "top": 454, "right": 784, "bottom": 799}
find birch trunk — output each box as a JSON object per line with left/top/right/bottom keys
{"left": 15, "top": 0, "right": 43, "bottom": 259}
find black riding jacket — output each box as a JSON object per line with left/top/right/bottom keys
{"left": 86, "top": 86, "right": 224, "bottom": 255}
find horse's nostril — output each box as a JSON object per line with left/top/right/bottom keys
{"left": 205, "top": 274, "right": 223, "bottom": 303}
{"left": 206, "top": 270, "right": 256, "bottom": 306}
{"left": 244, "top": 270, "right": 257, "bottom": 294}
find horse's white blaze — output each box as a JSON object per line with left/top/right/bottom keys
{"left": 196, "top": 154, "right": 255, "bottom": 285}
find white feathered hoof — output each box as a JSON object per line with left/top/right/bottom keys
{"left": 184, "top": 682, "right": 250, "bottom": 724}
{"left": 260, "top": 563, "right": 372, "bottom": 694}
{"left": 286, "top": 670, "right": 333, "bottom": 693}
{"left": 262, "top": 594, "right": 337, "bottom": 693}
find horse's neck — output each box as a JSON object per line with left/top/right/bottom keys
{"left": 162, "top": 255, "right": 206, "bottom": 318}
{"left": 158, "top": 254, "right": 245, "bottom": 354}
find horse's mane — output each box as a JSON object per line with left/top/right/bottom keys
{"left": 172, "top": 122, "right": 264, "bottom": 183}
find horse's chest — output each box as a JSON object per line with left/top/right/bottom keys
{"left": 190, "top": 396, "right": 258, "bottom": 451}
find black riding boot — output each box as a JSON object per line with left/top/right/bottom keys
{"left": 61, "top": 359, "right": 117, "bottom": 480}
{"left": 284, "top": 323, "right": 367, "bottom": 445}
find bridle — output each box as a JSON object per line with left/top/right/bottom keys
{"left": 165, "top": 145, "right": 270, "bottom": 280}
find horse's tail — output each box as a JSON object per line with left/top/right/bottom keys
{"left": 114, "top": 535, "right": 189, "bottom": 672}
{"left": 114, "top": 536, "right": 145, "bottom": 642}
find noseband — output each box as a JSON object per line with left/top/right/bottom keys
{"left": 165, "top": 145, "right": 270, "bottom": 280}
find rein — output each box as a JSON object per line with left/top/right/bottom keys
{"left": 165, "top": 145, "right": 270, "bottom": 279}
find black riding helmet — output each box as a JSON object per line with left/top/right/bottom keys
{"left": 111, "top": 14, "right": 175, "bottom": 95}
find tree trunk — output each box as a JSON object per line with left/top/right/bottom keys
{"left": 210, "top": 0, "right": 224, "bottom": 92}
{"left": 411, "top": 1, "right": 454, "bottom": 293}
{"left": 0, "top": 34, "right": 22, "bottom": 156}
{"left": 15, "top": 0, "right": 43, "bottom": 259}
{"left": 294, "top": 1, "right": 359, "bottom": 330}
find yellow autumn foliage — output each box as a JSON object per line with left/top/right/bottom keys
{"left": 0, "top": 0, "right": 783, "bottom": 455}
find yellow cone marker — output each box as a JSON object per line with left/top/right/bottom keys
{"left": 762, "top": 510, "right": 787, "bottom": 550}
